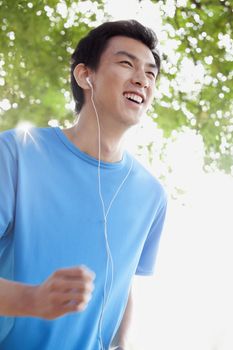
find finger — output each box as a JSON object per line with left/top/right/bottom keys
{"left": 61, "top": 291, "right": 93, "bottom": 307}
{"left": 67, "top": 281, "right": 95, "bottom": 293}
{"left": 48, "top": 290, "right": 92, "bottom": 308}
{"left": 61, "top": 301, "right": 87, "bottom": 314}
{"left": 63, "top": 283, "right": 95, "bottom": 296}
{"left": 49, "top": 278, "right": 95, "bottom": 294}
{"left": 54, "top": 266, "right": 95, "bottom": 281}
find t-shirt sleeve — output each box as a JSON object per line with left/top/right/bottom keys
{"left": 0, "top": 132, "right": 17, "bottom": 343}
{"left": 135, "top": 197, "right": 167, "bottom": 276}
{"left": 0, "top": 133, "right": 17, "bottom": 239}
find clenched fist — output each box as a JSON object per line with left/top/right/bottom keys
{"left": 31, "top": 266, "right": 95, "bottom": 320}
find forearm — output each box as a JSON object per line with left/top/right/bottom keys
{"left": 0, "top": 278, "right": 36, "bottom": 317}
{"left": 0, "top": 266, "right": 95, "bottom": 320}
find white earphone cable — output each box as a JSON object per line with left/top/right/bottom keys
{"left": 89, "top": 82, "right": 133, "bottom": 350}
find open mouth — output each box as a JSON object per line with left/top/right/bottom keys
{"left": 123, "top": 92, "right": 144, "bottom": 104}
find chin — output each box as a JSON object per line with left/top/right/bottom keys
{"left": 117, "top": 111, "right": 143, "bottom": 130}
{"left": 123, "top": 117, "right": 141, "bottom": 130}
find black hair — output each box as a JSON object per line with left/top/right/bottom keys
{"left": 71, "top": 19, "right": 161, "bottom": 114}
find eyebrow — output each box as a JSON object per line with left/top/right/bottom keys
{"left": 114, "top": 50, "right": 157, "bottom": 70}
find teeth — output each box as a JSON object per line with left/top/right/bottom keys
{"left": 124, "top": 93, "right": 143, "bottom": 104}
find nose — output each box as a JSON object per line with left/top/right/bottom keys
{"left": 131, "top": 70, "right": 149, "bottom": 88}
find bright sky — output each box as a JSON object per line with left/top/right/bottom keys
{"left": 130, "top": 155, "right": 233, "bottom": 350}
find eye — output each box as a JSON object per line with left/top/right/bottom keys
{"left": 146, "top": 71, "right": 156, "bottom": 79}
{"left": 120, "top": 60, "right": 133, "bottom": 67}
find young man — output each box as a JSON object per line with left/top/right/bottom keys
{"left": 0, "top": 20, "right": 167, "bottom": 350}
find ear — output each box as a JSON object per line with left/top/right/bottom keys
{"left": 73, "top": 63, "right": 92, "bottom": 90}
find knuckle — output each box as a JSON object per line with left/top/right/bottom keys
{"left": 78, "top": 294, "right": 86, "bottom": 303}
{"left": 88, "top": 282, "right": 95, "bottom": 292}
{"left": 76, "top": 292, "right": 89, "bottom": 305}
{"left": 71, "top": 303, "right": 78, "bottom": 311}
{"left": 52, "top": 270, "right": 60, "bottom": 278}
{"left": 83, "top": 281, "right": 94, "bottom": 293}
{"left": 53, "top": 269, "right": 63, "bottom": 278}
{"left": 78, "top": 268, "right": 85, "bottom": 278}
{"left": 50, "top": 280, "right": 62, "bottom": 292}
{"left": 76, "top": 302, "right": 86, "bottom": 312}
{"left": 78, "top": 283, "right": 86, "bottom": 293}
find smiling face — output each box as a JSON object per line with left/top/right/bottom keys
{"left": 89, "top": 36, "right": 158, "bottom": 130}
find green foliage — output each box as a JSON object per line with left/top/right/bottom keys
{"left": 150, "top": 0, "right": 233, "bottom": 172}
{"left": 0, "top": 0, "right": 104, "bottom": 129}
{"left": 0, "top": 0, "right": 232, "bottom": 172}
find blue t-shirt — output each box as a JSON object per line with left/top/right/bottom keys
{"left": 0, "top": 127, "right": 167, "bottom": 349}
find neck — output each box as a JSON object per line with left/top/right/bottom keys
{"left": 64, "top": 106, "right": 127, "bottom": 163}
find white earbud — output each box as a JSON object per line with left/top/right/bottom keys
{"left": 86, "top": 77, "right": 93, "bottom": 88}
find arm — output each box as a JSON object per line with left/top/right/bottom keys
{"left": 111, "top": 287, "right": 133, "bottom": 350}
{"left": 0, "top": 278, "right": 36, "bottom": 317}
{"left": 0, "top": 266, "right": 95, "bottom": 319}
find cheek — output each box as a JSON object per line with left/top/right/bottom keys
{"left": 109, "top": 65, "right": 131, "bottom": 83}
{"left": 97, "top": 71, "right": 123, "bottom": 94}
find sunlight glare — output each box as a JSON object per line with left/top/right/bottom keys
{"left": 16, "top": 121, "right": 37, "bottom": 145}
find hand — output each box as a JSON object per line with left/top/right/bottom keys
{"left": 31, "top": 266, "right": 95, "bottom": 320}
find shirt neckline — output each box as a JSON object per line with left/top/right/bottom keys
{"left": 53, "top": 126, "right": 128, "bottom": 169}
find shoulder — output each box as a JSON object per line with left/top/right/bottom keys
{"left": 0, "top": 126, "right": 55, "bottom": 152}
{"left": 0, "top": 128, "right": 16, "bottom": 142}
{"left": 0, "top": 129, "right": 18, "bottom": 159}
{"left": 128, "top": 153, "right": 167, "bottom": 206}
{"left": 132, "top": 154, "right": 166, "bottom": 191}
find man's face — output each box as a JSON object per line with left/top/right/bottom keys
{"left": 90, "top": 36, "right": 158, "bottom": 129}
